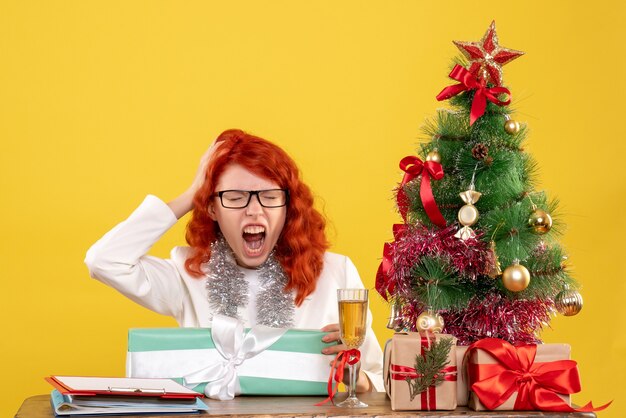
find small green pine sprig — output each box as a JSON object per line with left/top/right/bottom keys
{"left": 409, "top": 256, "right": 471, "bottom": 311}
{"left": 406, "top": 337, "right": 454, "bottom": 401}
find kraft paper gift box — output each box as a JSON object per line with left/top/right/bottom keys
{"left": 467, "top": 338, "right": 573, "bottom": 411}
{"left": 384, "top": 332, "right": 458, "bottom": 411}
{"left": 456, "top": 345, "right": 469, "bottom": 406}
{"left": 127, "top": 315, "right": 334, "bottom": 400}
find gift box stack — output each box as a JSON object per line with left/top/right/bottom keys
{"left": 384, "top": 331, "right": 610, "bottom": 413}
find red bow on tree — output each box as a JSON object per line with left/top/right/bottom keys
{"left": 436, "top": 65, "right": 511, "bottom": 125}
{"left": 378, "top": 156, "right": 446, "bottom": 301}
{"left": 397, "top": 156, "right": 446, "bottom": 227}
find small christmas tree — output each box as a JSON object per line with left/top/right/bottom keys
{"left": 376, "top": 21, "right": 583, "bottom": 345}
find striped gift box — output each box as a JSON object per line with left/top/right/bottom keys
{"left": 127, "top": 318, "right": 334, "bottom": 399}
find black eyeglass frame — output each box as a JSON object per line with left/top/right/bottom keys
{"left": 213, "top": 189, "right": 290, "bottom": 209}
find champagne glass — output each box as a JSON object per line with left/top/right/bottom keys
{"left": 336, "top": 288, "right": 368, "bottom": 408}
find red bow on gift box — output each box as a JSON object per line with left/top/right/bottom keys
{"left": 467, "top": 338, "right": 611, "bottom": 412}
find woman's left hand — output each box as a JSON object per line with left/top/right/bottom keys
{"left": 320, "top": 323, "right": 372, "bottom": 392}
{"left": 320, "top": 323, "right": 345, "bottom": 355}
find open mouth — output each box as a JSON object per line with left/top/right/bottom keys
{"left": 242, "top": 225, "right": 266, "bottom": 254}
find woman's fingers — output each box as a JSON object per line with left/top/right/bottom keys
{"left": 322, "top": 342, "right": 347, "bottom": 355}
{"left": 190, "top": 140, "right": 222, "bottom": 193}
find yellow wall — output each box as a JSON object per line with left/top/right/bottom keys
{"left": 1, "top": 1, "right": 624, "bottom": 416}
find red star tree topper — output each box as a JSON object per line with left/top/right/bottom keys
{"left": 453, "top": 21, "right": 524, "bottom": 86}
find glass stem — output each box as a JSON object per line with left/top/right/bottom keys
{"left": 347, "top": 361, "right": 358, "bottom": 399}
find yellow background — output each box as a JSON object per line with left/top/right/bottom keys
{"left": 1, "top": 1, "right": 624, "bottom": 416}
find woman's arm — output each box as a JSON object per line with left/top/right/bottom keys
{"left": 85, "top": 195, "right": 183, "bottom": 317}
{"left": 85, "top": 141, "right": 221, "bottom": 317}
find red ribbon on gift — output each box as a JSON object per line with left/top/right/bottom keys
{"left": 375, "top": 224, "right": 407, "bottom": 300}
{"left": 390, "top": 363, "right": 457, "bottom": 411}
{"left": 389, "top": 334, "right": 455, "bottom": 411}
{"left": 391, "top": 332, "right": 448, "bottom": 411}
{"left": 397, "top": 156, "right": 446, "bottom": 227}
{"left": 467, "top": 338, "right": 611, "bottom": 412}
{"left": 316, "top": 348, "right": 361, "bottom": 406}
{"left": 436, "top": 64, "right": 511, "bottom": 125}
{"left": 390, "top": 364, "right": 457, "bottom": 381}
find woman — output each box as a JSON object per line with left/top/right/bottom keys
{"left": 85, "top": 129, "right": 383, "bottom": 392}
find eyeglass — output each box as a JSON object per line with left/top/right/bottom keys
{"left": 214, "top": 189, "right": 289, "bottom": 209}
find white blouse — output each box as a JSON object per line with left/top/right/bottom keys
{"left": 85, "top": 195, "right": 384, "bottom": 391}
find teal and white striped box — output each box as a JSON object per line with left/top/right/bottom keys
{"left": 127, "top": 327, "right": 334, "bottom": 397}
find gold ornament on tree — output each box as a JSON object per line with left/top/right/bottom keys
{"left": 455, "top": 167, "right": 481, "bottom": 240}
{"left": 555, "top": 288, "right": 583, "bottom": 316}
{"left": 426, "top": 149, "right": 441, "bottom": 163}
{"left": 528, "top": 205, "right": 553, "bottom": 234}
{"left": 502, "top": 260, "right": 531, "bottom": 292}
{"left": 415, "top": 308, "right": 444, "bottom": 333}
{"left": 504, "top": 115, "right": 520, "bottom": 135}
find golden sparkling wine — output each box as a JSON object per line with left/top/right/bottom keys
{"left": 338, "top": 300, "right": 367, "bottom": 348}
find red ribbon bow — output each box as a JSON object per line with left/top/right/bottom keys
{"left": 377, "top": 155, "right": 445, "bottom": 301}
{"left": 397, "top": 156, "right": 446, "bottom": 227}
{"left": 436, "top": 64, "right": 511, "bottom": 125}
{"left": 316, "top": 349, "right": 361, "bottom": 406}
{"left": 375, "top": 224, "right": 407, "bottom": 300}
{"left": 467, "top": 338, "right": 611, "bottom": 412}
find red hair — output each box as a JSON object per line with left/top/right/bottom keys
{"left": 185, "top": 129, "right": 329, "bottom": 306}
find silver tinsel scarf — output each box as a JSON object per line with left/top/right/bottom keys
{"left": 205, "top": 237, "right": 294, "bottom": 328}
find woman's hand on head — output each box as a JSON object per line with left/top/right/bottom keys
{"left": 188, "top": 140, "right": 222, "bottom": 196}
{"left": 167, "top": 140, "right": 223, "bottom": 219}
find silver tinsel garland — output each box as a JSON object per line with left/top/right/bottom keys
{"left": 205, "top": 237, "right": 294, "bottom": 328}
{"left": 255, "top": 251, "right": 294, "bottom": 327}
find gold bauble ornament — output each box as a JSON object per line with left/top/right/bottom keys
{"left": 502, "top": 262, "right": 530, "bottom": 292}
{"left": 415, "top": 310, "right": 444, "bottom": 333}
{"left": 528, "top": 208, "right": 553, "bottom": 234}
{"left": 504, "top": 119, "right": 520, "bottom": 135}
{"left": 555, "top": 289, "right": 583, "bottom": 316}
{"left": 426, "top": 150, "right": 441, "bottom": 163}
